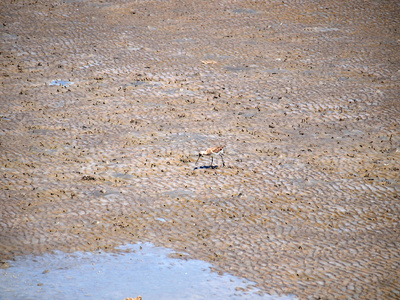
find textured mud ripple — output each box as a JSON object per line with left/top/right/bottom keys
{"left": 1, "top": 0, "right": 399, "bottom": 299}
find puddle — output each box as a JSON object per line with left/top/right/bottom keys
{"left": 264, "top": 68, "right": 287, "bottom": 74}
{"left": 49, "top": 79, "right": 74, "bottom": 87}
{"left": 0, "top": 243, "right": 296, "bottom": 300}
{"left": 225, "top": 65, "right": 254, "bottom": 72}
{"left": 232, "top": 9, "right": 258, "bottom": 14}
{"left": 164, "top": 189, "right": 195, "bottom": 198}
{"left": 174, "top": 38, "right": 195, "bottom": 43}
{"left": 113, "top": 172, "right": 135, "bottom": 179}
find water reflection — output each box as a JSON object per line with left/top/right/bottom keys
{"left": 0, "top": 243, "right": 297, "bottom": 300}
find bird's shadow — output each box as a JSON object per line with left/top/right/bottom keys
{"left": 194, "top": 165, "right": 219, "bottom": 170}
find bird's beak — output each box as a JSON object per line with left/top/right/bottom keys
{"left": 195, "top": 154, "right": 201, "bottom": 165}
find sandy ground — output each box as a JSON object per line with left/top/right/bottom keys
{"left": 1, "top": 0, "right": 399, "bottom": 298}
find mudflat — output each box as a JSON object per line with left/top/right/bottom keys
{"left": 1, "top": 0, "right": 399, "bottom": 298}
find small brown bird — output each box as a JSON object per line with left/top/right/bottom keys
{"left": 196, "top": 146, "right": 225, "bottom": 167}
{"left": 124, "top": 296, "right": 142, "bottom": 300}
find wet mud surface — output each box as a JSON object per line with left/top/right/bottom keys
{"left": 1, "top": 0, "right": 399, "bottom": 299}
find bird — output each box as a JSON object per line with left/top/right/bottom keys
{"left": 196, "top": 146, "right": 225, "bottom": 167}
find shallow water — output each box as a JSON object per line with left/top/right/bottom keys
{"left": 49, "top": 79, "right": 74, "bottom": 87}
{"left": 0, "top": 243, "right": 295, "bottom": 300}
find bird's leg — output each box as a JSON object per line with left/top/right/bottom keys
{"left": 195, "top": 154, "right": 201, "bottom": 165}
{"left": 220, "top": 154, "right": 225, "bottom": 167}
{"left": 210, "top": 156, "right": 213, "bottom": 167}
